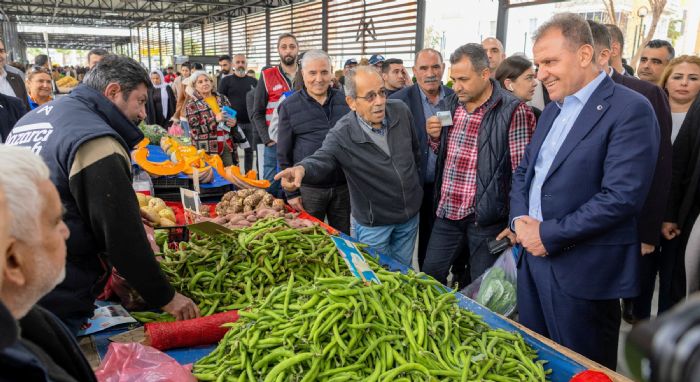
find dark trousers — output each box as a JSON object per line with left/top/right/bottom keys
{"left": 518, "top": 253, "right": 621, "bottom": 370}
{"left": 417, "top": 183, "right": 435, "bottom": 268}
{"left": 630, "top": 237, "right": 684, "bottom": 319}
{"left": 300, "top": 184, "right": 351, "bottom": 235}
{"left": 422, "top": 215, "right": 503, "bottom": 285}
{"left": 239, "top": 122, "right": 257, "bottom": 173}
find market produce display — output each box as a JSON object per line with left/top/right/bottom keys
{"left": 135, "top": 213, "right": 550, "bottom": 381}
{"left": 151, "top": 217, "right": 351, "bottom": 319}
{"left": 131, "top": 137, "right": 270, "bottom": 188}
{"left": 215, "top": 189, "right": 285, "bottom": 215}
{"left": 137, "top": 193, "right": 177, "bottom": 227}
{"left": 139, "top": 122, "right": 170, "bottom": 146}
{"left": 192, "top": 270, "right": 550, "bottom": 381}
{"left": 56, "top": 75, "right": 79, "bottom": 93}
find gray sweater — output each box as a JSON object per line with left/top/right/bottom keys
{"left": 300, "top": 100, "right": 423, "bottom": 226}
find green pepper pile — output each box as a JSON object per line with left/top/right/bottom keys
{"left": 193, "top": 271, "right": 550, "bottom": 381}
{"left": 154, "top": 218, "right": 352, "bottom": 318}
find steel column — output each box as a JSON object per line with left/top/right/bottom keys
{"left": 415, "top": 0, "right": 425, "bottom": 53}
{"left": 496, "top": 0, "right": 509, "bottom": 48}
{"left": 321, "top": 0, "right": 328, "bottom": 52}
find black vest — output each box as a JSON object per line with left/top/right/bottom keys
{"left": 6, "top": 85, "right": 144, "bottom": 319}
{"left": 435, "top": 80, "right": 522, "bottom": 226}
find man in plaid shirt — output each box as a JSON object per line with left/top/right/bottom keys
{"left": 422, "top": 44, "right": 536, "bottom": 285}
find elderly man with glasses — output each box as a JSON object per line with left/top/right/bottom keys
{"left": 275, "top": 65, "right": 422, "bottom": 267}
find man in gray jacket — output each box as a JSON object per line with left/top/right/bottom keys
{"left": 275, "top": 66, "right": 422, "bottom": 267}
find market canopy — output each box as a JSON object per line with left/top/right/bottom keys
{"left": 18, "top": 31, "right": 131, "bottom": 50}
{"left": 0, "top": 0, "right": 289, "bottom": 28}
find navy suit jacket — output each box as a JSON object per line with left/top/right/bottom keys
{"left": 509, "top": 75, "right": 659, "bottom": 299}
{"left": 611, "top": 69, "right": 672, "bottom": 246}
{"left": 389, "top": 84, "right": 454, "bottom": 184}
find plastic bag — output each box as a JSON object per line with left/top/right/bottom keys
{"left": 461, "top": 246, "right": 518, "bottom": 317}
{"left": 167, "top": 123, "right": 184, "bottom": 137}
{"left": 95, "top": 342, "right": 196, "bottom": 382}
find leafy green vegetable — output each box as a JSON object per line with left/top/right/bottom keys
{"left": 476, "top": 267, "right": 516, "bottom": 315}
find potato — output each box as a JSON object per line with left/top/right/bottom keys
{"left": 158, "top": 208, "right": 176, "bottom": 223}
{"left": 160, "top": 217, "right": 176, "bottom": 227}
{"left": 243, "top": 194, "right": 263, "bottom": 207}
{"left": 237, "top": 189, "right": 255, "bottom": 198}
{"left": 272, "top": 199, "right": 285, "bottom": 211}
{"left": 148, "top": 197, "right": 167, "bottom": 213}
{"left": 222, "top": 191, "right": 237, "bottom": 202}
{"left": 136, "top": 193, "right": 148, "bottom": 207}
{"left": 140, "top": 207, "right": 160, "bottom": 226}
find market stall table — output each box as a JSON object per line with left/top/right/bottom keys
{"left": 83, "top": 206, "right": 631, "bottom": 381}
{"left": 86, "top": 242, "right": 632, "bottom": 382}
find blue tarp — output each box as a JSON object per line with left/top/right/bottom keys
{"left": 94, "top": 234, "right": 587, "bottom": 381}
{"left": 141, "top": 144, "right": 232, "bottom": 189}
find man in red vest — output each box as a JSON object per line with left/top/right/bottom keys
{"left": 252, "top": 33, "right": 299, "bottom": 197}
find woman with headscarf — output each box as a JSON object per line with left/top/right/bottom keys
{"left": 184, "top": 70, "right": 239, "bottom": 166}
{"left": 145, "top": 69, "right": 176, "bottom": 128}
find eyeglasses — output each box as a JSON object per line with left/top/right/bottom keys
{"left": 355, "top": 88, "right": 387, "bottom": 103}
{"left": 28, "top": 65, "right": 50, "bottom": 74}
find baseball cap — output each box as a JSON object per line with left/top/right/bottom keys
{"left": 368, "top": 54, "right": 385, "bottom": 65}
{"left": 344, "top": 58, "right": 358, "bottom": 67}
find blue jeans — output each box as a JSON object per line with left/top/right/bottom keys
{"left": 351, "top": 214, "right": 419, "bottom": 268}
{"left": 263, "top": 144, "right": 282, "bottom": 198}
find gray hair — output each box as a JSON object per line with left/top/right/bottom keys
{"left": 415, "top": 48, "right": 444, "bottom": 65}
{"left": 186, "top": 70, "right": 210, "bottom": 94}
{"left": 83, "top": 54, "right": 152, "bottom": 100}
{"left": 533, "top": 13, "right": 593, "bottom": 52}
{"left": 301, "top": 49, "right": 332, "bottom": 71}
{"left": 0, "top": 146, "right": 51, "bottom": 243}
{"left": 449, "top": 43, "right": 490, "bottom": 72}
{"left": 343, "top": 65, "right": 382, "bottom": 98}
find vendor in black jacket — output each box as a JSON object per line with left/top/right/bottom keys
{"left": 277, "top": 50, "right": 352, "bottom": 234}
{"left": 5, "top": 55, "right": 199, "bottom": 334}
{"left": 0, "top": 146, "right": 96, "bottom": 382}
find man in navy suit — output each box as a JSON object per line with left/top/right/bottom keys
{"left": 510, "top": 13, "right": 659, "bottom": 369}
{"left": 389, "top": 49, "right": 454, "bottom": 269}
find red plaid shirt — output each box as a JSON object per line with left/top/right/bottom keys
{"left": 431, "top": 99, "right": 535, "bottom": 220}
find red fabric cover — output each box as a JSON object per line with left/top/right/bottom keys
{"left": 570, "top": 370, "right": 613, "bottom": 382}
{"left": 144, "top": 310, "right": 239, "bottom": 350}
{"left": 164, "top": 201, "right": 217, "bottom": 225}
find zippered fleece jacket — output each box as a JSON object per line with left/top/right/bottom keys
{"left": 300, "top": 99, "right": 422, "bottom": 226}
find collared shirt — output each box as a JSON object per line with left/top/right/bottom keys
{"left": 420, "top": 86, "right": 447, "bottom": 183}
{"left": 357, "top": 114, "right": 390, "bottom": 155}
{"left": 528, "top": 71, "right": 607, "bottom": 221}
{"left": 0, "top": 71, "right": 16, "bottom": 98}
{"left": 433, "top": 94, "right": 536, "bottom": 221}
